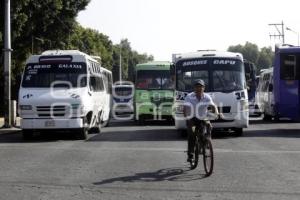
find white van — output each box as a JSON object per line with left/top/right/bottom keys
{"left": 255, "top": 67, "right": 276, "bottom": 120}
{"left": 18, "top": 50, "right": 112, "bottom": 139}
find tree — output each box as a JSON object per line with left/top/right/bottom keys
{"left": 228, "top": 44, "right": 244, "bottom": 55}
{"left": 243, "top": 42, "right": 259, "bottom": 63}
{"left": 257, "top": 47, "right": 274, "bottom": 71}
{"left": 112, "top": 39, "right": 153, "bottom": 82}
{"left": 228, "top": 42, "right": 259, "bottom": 63}
{"left": 0, "top": 0, "right": 90, "bottom": 114}
{"left": 69, "top": 24, "right": 113, "bottom": 69}
{"left": 228, "top": 42, "right": 274, "bottom": 74}
{"left": 0, "top": 0, "right": 154, "bottom": 114}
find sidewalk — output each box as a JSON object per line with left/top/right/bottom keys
{"left": 0, "top": 117, "right": 21, "bottom": 135}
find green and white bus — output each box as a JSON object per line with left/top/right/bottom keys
{"left": 134, "top": 61, "right": 174, "bottom": 123}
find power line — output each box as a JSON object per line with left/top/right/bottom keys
{"left": 269, "top": 21, "right": 285, "bottom": 44}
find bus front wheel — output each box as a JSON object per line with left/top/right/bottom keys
{"left": 77, "top": 128, "right": 88, "bottom": 140}
{"left": 263, "top": 113, "right": 272, "bottom": 121}
{"left": 234, "top": 128, "right": 243, "bottom": 137}
{"left": 138, "top": 115, "right": 145, "bottom": 125}
{"left": 22, "top": 129, "right": 33, "bottom": 140}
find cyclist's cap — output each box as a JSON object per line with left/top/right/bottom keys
{"left": 194, "top": 79, "right": 205, "bottom": 86}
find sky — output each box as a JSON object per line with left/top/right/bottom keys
{"left": 77, "top": 0, "right": 300, "bottom": 61}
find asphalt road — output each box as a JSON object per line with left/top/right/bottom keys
{"left": 0, "top": 118, "right": 300, "bottom": 200}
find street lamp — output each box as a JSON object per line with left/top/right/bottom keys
{"left": 286, "top": 27, "right": 299, "bottom": 46}
{"left": 3, "top": 0, "right": 12, "bottom": 128}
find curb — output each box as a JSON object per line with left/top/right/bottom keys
{"left": 0, "top": 127, "right": 21, "bottom": 135}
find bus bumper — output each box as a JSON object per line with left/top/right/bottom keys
{"left": 136, "top": 104, "right": 173, "bottom": 120}
{"left": 174, "top": 112, "right": 249, "bottom": 130}
{"left": 113, "top": 105, "right": 134, "bottom": 115}
{"left": 21, "top": 118, "right": 84, "bottom": 129}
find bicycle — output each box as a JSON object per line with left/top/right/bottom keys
{"left": 189, "top": 117, "right": 215, "bottom": 177}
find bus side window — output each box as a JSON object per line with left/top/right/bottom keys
{"left": 268, "top": 83, "right": 273, "bottom": 92}
{"left": 281, "top": 54, "right": 296, "bottom": 80}
{"left": 90, "top": 76, "right": 96, "bottom": 91}
{"left": 80, "top": 75, "right": 87, "bottom": 87}
{"left": 96, "top": 75, "right": 104, "bottom": 92}
{"left": 100, "top": 76, "right": 105, "bottom": 91}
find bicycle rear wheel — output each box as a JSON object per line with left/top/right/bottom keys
{"left": 203, "top": 138, "right": 214, "bottom": 176}
{"left": 189, "top": 138, "right": 199, "bottom": 170}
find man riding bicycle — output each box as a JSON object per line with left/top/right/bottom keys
{"left": 183, "top": 79, "right": 219, "bottom": 162}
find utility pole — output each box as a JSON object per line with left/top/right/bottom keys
{"left": 3, "top": 0, "right": 12, "bottom": 128}
{"left": 119, "top": 42, "right": 122, "bottom": 83}
{"left": 269, "top": 21, "right": 285, "bottom": 44}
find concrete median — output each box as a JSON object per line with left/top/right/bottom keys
{"left": 0, "top": 117, "right": 21, "bottom": 135}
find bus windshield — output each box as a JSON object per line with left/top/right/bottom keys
{"left": 21, "top": 63, "right": 87, "bottom": 88}
{"left": 176, "top": 58, "right": 245, "bottom": 93}
{"left": 114, "top": 87, "right": 133, "bottom": 96}
{"left": 136, "top": 70, "right": 173, "bottom": 90}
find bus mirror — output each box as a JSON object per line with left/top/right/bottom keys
{"left": 247, "top": 85, "right": 250, "bottom": 91}
{"left": 268, "top": 84, "right": 273, "bottom": 92}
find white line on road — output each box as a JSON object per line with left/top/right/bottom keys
{"left": 0, "top": 145, "right": 300, "bottom": 154}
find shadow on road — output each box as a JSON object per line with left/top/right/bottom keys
{"left": 249, "top": 118, "right": 298, "bottom": 125}
{"left": 109, "top": 119, "right": 174, "bottom": 127}
{"left": 243, "top": 129, "right": 300, "bottom": 138}
{"left": 0, "top": 131, "right": 81, "bottom": 143}
{"left": 93, "top": 167, "right": 207, "bottom": 185}
{"left": 87, "top": 128, "right": 183, "bottom": 142}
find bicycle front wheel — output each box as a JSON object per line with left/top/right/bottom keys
{"left": 203, "top": 138, "right": 214, "bottom": 176}
{"left": 190, "top": 139, "right": 199, "bottom": 170}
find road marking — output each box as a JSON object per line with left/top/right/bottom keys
{"left": 81, "top": 147, "right": 300, "bottom": 154}
{"left": 0, "top": 145, "right": 299, "bottom": 154}
{"left": 215, "top": 149, "right": 300, "bottom": 154}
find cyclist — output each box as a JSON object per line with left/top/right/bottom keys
{"left": 183, "top": 79, "right": 219, "bottom": 162}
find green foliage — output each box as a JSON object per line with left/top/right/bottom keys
{"left": 0, "top": 0, "right": 153, "bottom": 114}
{"left": 0, "top": 0, "right": 91, "bottom": 109}
{"left": 228, "top": 42, "right": 274, "bottom": 73}
{"left": 68, "top": 24, "right": 114, "bottom": 70}
{"left": 257, "top": 47, "right": 274, "bottom": 70}
{"left": 228, "top": 42, "right": 259, "bottom": 63}
{"left": 111, "top": 39, "right": 153, "bottom": 82}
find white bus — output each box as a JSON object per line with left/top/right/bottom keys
{"left": 18, "top": 50, "right": 112, "bottom": 139}
{"left": 255, "top": 68, "right": 275, "bottom": 120}
{"left": 100, "top": 67, "right": 113, "bottom": 126}
{"left": 112, "top": 81, "right": 134, "bottom": 119}
{"left": 173, "top": 51, "right": 249, "bottom": 136}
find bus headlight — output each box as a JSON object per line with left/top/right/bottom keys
{"left": 19, "top": 105, "right": 32, "bottom": 110}
{"left": 128, "top": 99, "right": 133, "bottom": 104}
{"left": 175, "top": 105, "right": 184, "bottom": 113}
{"left": 72, "top": 104, "right": 84, "bottom": 115}
{"left": 71, "top": 104, "right": 80, "bottom": 109}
